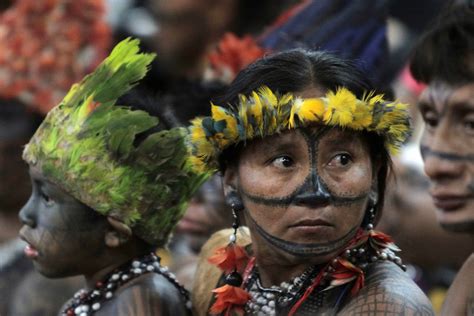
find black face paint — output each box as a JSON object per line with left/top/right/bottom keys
{"left": 420, "top": 145, "right": 474, "bottom": 162}
{"left": 440, "top": 220, "right": 474, "bottom": 233}
{"left": 241, "top": 127, "right": 370, "bottom": 208}
{"left": 468, "top": 181, "right": 474, "bottom": 193}
{"left": 247, "top": 211, "right": 358, "bottom": 257}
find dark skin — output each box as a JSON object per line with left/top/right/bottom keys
{"left": 18, "top": 167, "right": 188, "bottom": 316}
{"left": 418, "top": 81, "right": 474, "bottom": 316}
{"left": 223, "top": 87, "right": 434, "bottom": 314}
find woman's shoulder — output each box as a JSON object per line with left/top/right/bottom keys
{"left": 338, "top": 261, "right": 434, "bottom": 315}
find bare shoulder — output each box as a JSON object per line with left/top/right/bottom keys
{"left": 105, "top": 273, "right": 189, "bottom": 316}
{"left": 441, "top": 253, "right": 474, "bottom": 316}
{"left": 338, "top": 261, "right": 434, "bottom": 316}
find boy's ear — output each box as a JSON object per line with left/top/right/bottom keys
{"left": 104, "top": 217, "right": 132, "bottom": 248}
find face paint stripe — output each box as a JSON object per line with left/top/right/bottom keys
{"left": 241, "top": 185, "right": 369, "bottom": 208}
{"left": 247, "top": 211, "right": 358, "bottom": 257}
{"left": 420, "top": 145, "right": 474, "bottom": 162}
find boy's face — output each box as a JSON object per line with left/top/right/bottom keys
{"left": 419, "top": 81, "right": 474, "bottom": 233}
{"left": 19, "top": 166, "right": 107, "bottom": 278}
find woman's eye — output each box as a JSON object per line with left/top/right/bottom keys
{"left": 328, "top": 153, "right": 352, "bottom": 167}
{"left": 41, "top": 192, "right": 54, "bottom": 206}
{"left": 271, "top": 156, "right": 294, "bottom": 169}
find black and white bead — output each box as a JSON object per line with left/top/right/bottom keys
{"left": 61, "top": 253, "right": 191, "bottom": 315}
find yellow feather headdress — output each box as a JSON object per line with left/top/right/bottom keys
{"left": 187, "top": 86, "right": 410, "bottom": 172}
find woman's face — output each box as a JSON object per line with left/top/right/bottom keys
{"left": 19, "top": 167, "right": 107, "bottom": 278}
{"left": 225, "top": 126, "right": 376, "bottom": 262}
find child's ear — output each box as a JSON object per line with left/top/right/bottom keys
{"left": 104, "top": 217, "right": 132, "bottom": 248}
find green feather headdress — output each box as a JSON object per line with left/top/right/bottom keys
{"left": 188, "top": 86, "right": 411, "bottom": 172}
{"left": 23, "top": 38, "right": 209, "bottom": 246}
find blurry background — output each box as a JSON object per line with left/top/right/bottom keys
{"left": 0, "top": 0, "right": 472, "bottom": 314}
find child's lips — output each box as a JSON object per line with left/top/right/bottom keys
{"left": 24, "top": 243, "right": 39, "bottom": 259}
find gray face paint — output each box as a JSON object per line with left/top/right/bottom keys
{"left": 247, "top": 211, "right": 359, "bottom": 257}
{"left": 420, "top": 145, "right": 474, "bottom": 162}
{"left": 239, "top": 127, "right": 372, "bottom": 257}
{"left": 241, "top": 127, "right": 371, "bottom": 208}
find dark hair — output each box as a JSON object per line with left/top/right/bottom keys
{"left": 219, "top": 49, "right": 390, "bottom": 222}
{"left": 409, "top": 6, "right": 474, "bottom": 85}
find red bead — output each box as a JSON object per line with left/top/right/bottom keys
{"left": 67, "top": 309, "right": 74, "bottom": 316}
{"left": 96, "top": 281, "right": 103, "bottom": 288}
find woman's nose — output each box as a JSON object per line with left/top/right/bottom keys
{"left": 19, "top": 197, "right": 36, "bottom": 228}
{"left": 293, "top": 175, "right": 331, "bottom": 207}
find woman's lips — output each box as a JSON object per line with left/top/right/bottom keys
{"left": 290, "top": 219, "right": 332, "bottom": 227}
{"left": 289, "top": 219, "right": 332, "bottom": 233}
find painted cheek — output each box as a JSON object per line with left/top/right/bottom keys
{"left": 322, "top": 164, "right": 372, "bottom": 197}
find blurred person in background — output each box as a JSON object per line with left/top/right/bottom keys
{"left": 409, "top": 3, "right": 474, "bottom": 315}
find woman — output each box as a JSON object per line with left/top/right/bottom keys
{"left": 189, "top": 50, "right": 434, "bottom": 315}
{"left": 18, "top": 39, "right": 208, "bottom": 316}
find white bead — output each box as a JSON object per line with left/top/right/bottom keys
{"left": 132, "top": 261, "right": 140, "bottom": 268}
{"left": 111, "top": 274, "right": 119, "bottom": 281}
{"left": 92, "top": 303, "right": 101, "bottom": 311}
{"left": 74, "top": 306, "right": 82, "bottom": 315}
{"left": 268, "top": 300, "right": 275, "bottom": 307}
{"left": 81, "top": 305, "right": 89, "bottom": 312}
{"left": 147, "top": 265, "right": 154, "bottom": 271}
{"left": 133, "top": 268, "right": 142, "bottom": 274}
{"left": 229, "top": 234, "right": 236, "bottom": 243}
{"left": 79, "top": 313, "right": 87, "bottom": 316}
{"left": 122, "top": 274, "right": 129, "bottom": 281}
{"left": 105, "top": 292, "right": 113, "bottom": 299}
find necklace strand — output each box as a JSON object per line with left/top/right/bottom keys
{"left": 61, "top": 253, "right": 191, "bottom": 316}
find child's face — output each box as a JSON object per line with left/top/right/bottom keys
{"left": 19, "top": 166, "right": 108, "bottom": 278}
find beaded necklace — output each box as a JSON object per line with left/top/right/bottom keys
{"left": 61, "top": 253, "right": 191, "bottom": 316}
{"left": 240, "top": 229, "right": 405, "bottom": 316}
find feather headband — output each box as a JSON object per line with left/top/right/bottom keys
{"left": 187, "top": 86, "right": 411, "bottom": 172}
{"left": 23, "top": 38, "right": 209, "bottom": 246}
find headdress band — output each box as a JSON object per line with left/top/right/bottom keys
{"left": 188, "top": 86, "right": 410, "bottom": 172}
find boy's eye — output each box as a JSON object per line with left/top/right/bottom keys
{"left": 41, "top": 192, "right": 55, "bottom": 206}
{"left": 422, "top": 111, "right": 438, "bottom": 129}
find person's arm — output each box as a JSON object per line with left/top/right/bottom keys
{"left": 440, "top": 253, "right": 474, "bottom": 316}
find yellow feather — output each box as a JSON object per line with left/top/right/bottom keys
{"left": 250, "top": 91, "right": 263, "bottom": 130}
{"left": 258, "top": 86, "right": 277, "bottom": 108}
{"left": 324, "top": 88, "right": 357, "bottom": 126}
{"left": 211, "top": 104, "right": 238, "bottom": 140}
{"left": 288, "top": 98, "right": 302, "bottom": 128}
{"left": 348, "top": 101, "right": 372, "bottom": 130}
{"left": 297, "top": 98, "right": 325, "bottom": 123}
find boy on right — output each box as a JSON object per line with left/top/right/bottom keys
{"left": 410, "top": 5, "right": 474, "bottom": 315}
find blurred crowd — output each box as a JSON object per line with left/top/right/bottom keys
{"left": 0, "top": 0, "right": 472, "bottom": 315}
